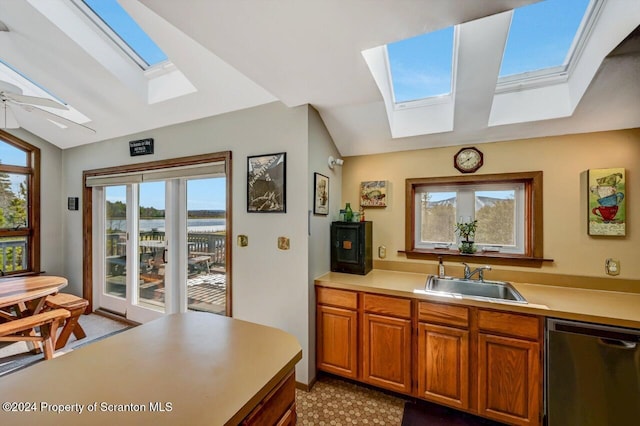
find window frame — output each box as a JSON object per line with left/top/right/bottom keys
{"left": 82, "top": 151, "right": 232, "bottom": 315}
{"left": 414, "top": 182, "right": 525, "bottom": 254}
{"left": 0, "top": 130, "right": 40, "bottom": 275}
{"left": 404, "top": 171, "right": 548, "bottom": 267}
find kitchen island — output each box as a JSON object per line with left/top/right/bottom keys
{"left": 0, "top": 312, "right": 302, "bottom": 425}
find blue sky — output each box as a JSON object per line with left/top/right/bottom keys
{"left": 106, "top": 178, "right": 227, "bottom": 211}
{"left": 83, "top": 0, "right": 167, "bottom": 66}
{"left": 387, "top": 26, "right": 453, "bottom": 102}
{"left": 500, "top": 0, "right": 590, "bottom": 76}
{"left": 387, "top": 0, "right": 591, "bottom": 102}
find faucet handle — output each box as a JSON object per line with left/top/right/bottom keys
{"left": 478, "top": 265, "right": 491, "bottom": 281}
{"left": 462, "top": 262, "right": 471, "bottom": 279}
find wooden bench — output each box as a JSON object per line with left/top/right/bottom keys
{"left": 0, "top": 309, "right": 70, "bottom": 360}
{"left": 44, "top": 293, "right": 89, "bottom": 350}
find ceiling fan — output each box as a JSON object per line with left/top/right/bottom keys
{"left": 0, "top": 81, "right": 95, "bottom": 133}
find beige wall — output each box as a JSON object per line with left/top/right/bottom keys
{"left": 341, "top": 129, "right": 640, "bottom": 284}
{"left": 63, "top": 102, "right": 315, "bottom": 384}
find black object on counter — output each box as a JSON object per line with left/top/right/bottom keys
{"left": 330, "top": 221, "right": 372, "bottom": 275}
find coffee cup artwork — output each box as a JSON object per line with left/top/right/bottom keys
{"left": 592, "top": 205, "right": 619, "bottom": 222}
{"left": 587, "top": 168, "right": 626, "bottom": 236}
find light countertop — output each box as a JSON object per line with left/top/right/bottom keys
{"left": 0, "top": 312, "right": 302, "bottom": 425}
{"left": 315, "top": 270, "right": 640, "bottom": 329}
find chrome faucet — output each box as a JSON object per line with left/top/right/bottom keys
{"left": 462, "top": 262, "right": 492, "bottom": 282}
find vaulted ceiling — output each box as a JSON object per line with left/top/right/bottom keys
{"left": 0, "top": 0, "right": 638, "bottom": 155}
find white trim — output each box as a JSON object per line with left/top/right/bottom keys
{"left": 495, "top": 0, "right": 602, "bottom": 93}
{"left": 86, "top": 161, "right": 225, "bottom": 186}
{"left": 414, "top": 182, "right": 525, "bottom": 254}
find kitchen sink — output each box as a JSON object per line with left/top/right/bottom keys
{"left": 414, "top": 275, "right": 528, "bottom": 304}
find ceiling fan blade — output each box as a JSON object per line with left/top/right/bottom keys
{"left": 12, "top": 102, "right": 95, "bottom": 133}
{"left": 0, "top": 102, "right": 20, "bottom": 128}
{"left": 2, "top": 92, "right": 68, "bottom": 110}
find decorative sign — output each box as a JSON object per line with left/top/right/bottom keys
{"left": 588, "top": 168, "right": 625, "bottom": 236}
{"left": 129, "top": 138, "right": 154, "bottom": 156}
{"left": 360, "top": 180, "right": 387, "bottom": 207}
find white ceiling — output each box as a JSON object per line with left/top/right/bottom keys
{"left": 0, "top": 0, "right": 638, "bottom": 155}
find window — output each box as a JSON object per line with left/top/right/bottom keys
{"left": 0, "top": 130, "right": 40, "bottom": 274}
{"left": 405, "top": 172, "right": 545, "bottom": 266}
{"left": 415, "top": 183, "right": 525, "bottom": 254}
{"left": 75, "top": 0, "right": 168, "bottom": 69}
{"left": 387, "top": 26, "right": 455, "bottom": 103}
{"left": 499, "top": 0, "right": 592, "bottom": 79}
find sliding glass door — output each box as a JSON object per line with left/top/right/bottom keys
{"left": 89, "top": 156, "right": 229, "bottom": 323}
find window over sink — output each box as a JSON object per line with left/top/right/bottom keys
{"left": 405, "top": 171, "right": 548, "bottom": 266}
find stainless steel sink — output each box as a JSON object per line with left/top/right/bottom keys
{"left": 415, "top": 275, "right": 528, "bottom": 304}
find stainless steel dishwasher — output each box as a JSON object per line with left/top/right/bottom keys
{"left": 547, "top": 318, "right": 640, "bottom": 426}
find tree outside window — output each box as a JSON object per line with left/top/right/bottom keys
{"left": 0, "top": 130, "right": 40, "bottom": 274}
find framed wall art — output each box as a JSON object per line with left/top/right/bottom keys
{"left": 313, "top": 173, "right": 329, "bottom": 215}
{"left": 360, "top": 180, "right": 387, "bottom": 207}
{"left": 588, "top": 167, "right": 625, "bottom": 236}
{"left": 247, "top": 152, "right": 286, "bottom": 213}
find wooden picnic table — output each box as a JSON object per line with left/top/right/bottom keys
{"left": 0, "top": 275, "right": 69, "bottom": 357}
{"left": 0, "top": 275, "right": 68, "bottom": 318}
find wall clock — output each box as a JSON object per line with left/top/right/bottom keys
{"left": 454, "top": 146, "right": 483, "bottom": 173}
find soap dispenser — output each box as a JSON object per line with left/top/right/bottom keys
{"left": 438, "top": 256, "right": 445, "bottom": 278}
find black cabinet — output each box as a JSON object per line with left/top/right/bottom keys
{"left": 331, "top": 221, "right": 372, "bottom": 275}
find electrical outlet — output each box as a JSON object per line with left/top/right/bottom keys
{"left": 378, "top": 245, "right": 386, "bottom": 259}
{"left": 605, "top": 258, "right": 620, "bottom": 276}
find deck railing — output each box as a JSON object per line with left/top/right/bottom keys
{"left": 106, "top": 231, "right": 226, "bottom": 268}
{"left": 0, "top": 239, "right": 27, "bottom": 273}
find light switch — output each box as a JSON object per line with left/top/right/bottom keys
{"left": 605, "top": 258, "right": 620, "bottom": 276}
{"left": 237, "top": 235, "right": 248, "bottom": 247}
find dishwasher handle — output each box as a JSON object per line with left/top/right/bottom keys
{"left": 549, "top": 318, "right": 640, "bottom": 346}
{"left": 599, "top": 338, "right": 637, "bottom": 350}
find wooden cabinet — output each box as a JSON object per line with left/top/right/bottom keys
{"left": 316, "top": 288, "right": 358, "bottom": 378}
{"left": 315, "top": 285, "right": 543, "bottom": 426}
{"left": 477, "top": 310, "right": 542, "bottom": 426}
{"left": 416, "top": 301, "right": 470, "bottom": 410}
{"left": 362, "top": 294, "right": 412, "bottom": 393}
{"left": 242, "top": 370, "right": 296, "bottom": 425}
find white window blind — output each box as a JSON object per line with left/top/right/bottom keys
{"left": 86, "top": 161, "right": 225, "bottom": 187}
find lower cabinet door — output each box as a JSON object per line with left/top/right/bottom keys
{"left": 417, "top": 322, "right": 470, "bottom": 410}
{"left": 317, "top": 305, "right": 358, "bottom": 378}
{"left": 477, "top": 333, "right": 541, "bottom": 426}
{"left": 362, "top": 313, "right": 412, "bottom": 393}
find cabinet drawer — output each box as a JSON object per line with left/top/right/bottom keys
{"left": 317, "top": 287, "right": 358, "bottom": 310}
{"left": 418, "top": 301, "right": 469, "bottom": 328}
{"left": 478, "top": 309, "right": 540, "bottom": 340}
{"left": 242, "top": 370, "right": 296, "bottom": 425}
{"left": 363, "top": 293, "right": 412, "bottom": 318}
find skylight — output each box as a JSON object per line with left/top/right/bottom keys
{"left": 387, "top": 26, "right": 454, "bottom": 103}
{"left": 80, "top": 0, "right": 168, "bottom": 68}
{"left": 0, "top": 60, "right": 90, "bottom": 126}
{"left": 499, "top": 0, "right": 591, "bottom": 78}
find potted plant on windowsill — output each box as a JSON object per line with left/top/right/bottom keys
{"left": 455, "top": 219, "right": 478, "bottom": 254}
